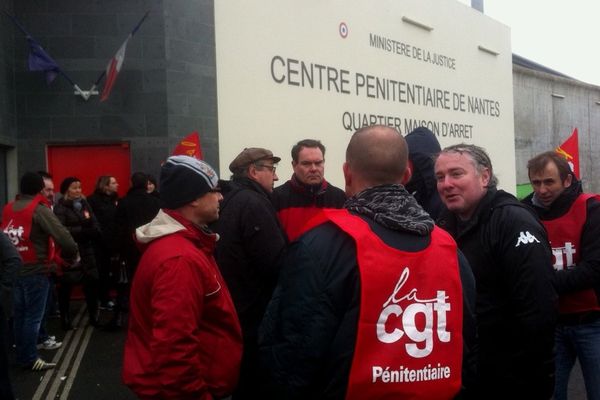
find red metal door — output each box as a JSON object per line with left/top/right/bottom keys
{"left": 47, "top": 143, "right": 131, "bottom": 198}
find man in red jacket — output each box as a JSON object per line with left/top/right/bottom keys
{"left": 123, "top": 155, "right": 243, "bottom": 399}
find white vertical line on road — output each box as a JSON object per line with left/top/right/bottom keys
{"left": 60, "top": 326, "right": 94, "bottom": 400}
{"left": 59, "top": 322, "right": 94, "bottom": 399}
{"left": 45, "top": 314, "right": 90, "bottom": 400}
{"left": 31, "top": 305, "right": 88, "bottom": 400}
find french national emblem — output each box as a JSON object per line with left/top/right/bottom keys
{"left": 515, "top": 231, "right": 540, "bottom": 247}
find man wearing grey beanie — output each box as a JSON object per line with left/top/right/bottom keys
{"left": 123, "top": 155, "right": 242, "bottom": 399}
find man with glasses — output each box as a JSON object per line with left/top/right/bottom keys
{"left": 211, "top": 147, "right": 287, "bottom": 399}
{"left": 273, "top": 139, "right": 346, "bottom": 241}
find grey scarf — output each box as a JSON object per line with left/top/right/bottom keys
{"left": 345, "top": 184, "right": 434, "bottom": 236}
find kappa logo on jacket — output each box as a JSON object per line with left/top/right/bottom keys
{"left": 515, "top": 231, "right": 540, "bottom": 247}
{"left": 376, "top": 267, "right": 451, "bottom": 358}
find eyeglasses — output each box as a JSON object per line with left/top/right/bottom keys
{"left": 254, "top": 163, "right": 277, "bottom": 173}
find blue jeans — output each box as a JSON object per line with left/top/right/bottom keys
{"left": 554, "top": 318, "right": 600, "bottom": 400}
{"left": 12, "top": 274, "right": 49, "bottom": 365}
{"left": 37, "top": 276, "right": 56, "bottom": 343}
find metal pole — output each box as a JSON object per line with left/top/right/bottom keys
{"left": 471, "top": 0, "right": 484, "bottom": 13}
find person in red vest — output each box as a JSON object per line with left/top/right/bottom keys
{"left": 260, "top": 125, "right": 476, "bottom": 399}
{"left": 523, "top": 151, "right": 600, "bottom": 400}
{"left": 272, "top": 139, "right": 346, "bottom": 241}
{"left": 435, "top": 144, "right": 557, "bottom": 399}
{"left": 1, "top": 172, "right": 78, "bottom": 371}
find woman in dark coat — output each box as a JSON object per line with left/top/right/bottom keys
{"left": 54, "top": 177, "right": 101, "bottom": 330}
{"left": 87, "top": 175, "right": 119, "bottom": 309}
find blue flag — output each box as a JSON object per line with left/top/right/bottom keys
{"left": 27, "top": 36, "right": 60, "bottom": 84}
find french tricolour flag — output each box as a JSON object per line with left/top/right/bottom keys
{"left": 100, "top": 36, "right": 130, "bottom": 101}
{"left": 100, "top": 11, "right": 149, "bottom": 102}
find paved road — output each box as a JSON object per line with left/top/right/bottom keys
{"left": 9, "top": 302, "right": 589, "bottom": 399}
{"left": 10, "top": 303, "right": 135, "bottom": 400}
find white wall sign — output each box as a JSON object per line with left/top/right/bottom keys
{"left": 215, "top": 0, "right": 515, "bottom": 191}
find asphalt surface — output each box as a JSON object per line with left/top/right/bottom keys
{"left": 9, "top": 302, "right": 135, "bottom": 400}
{"left": 8, "top": 302, "right": 589, "bottom": 400}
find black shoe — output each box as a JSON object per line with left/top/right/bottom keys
{"left": 103, "top": 312, "right": 123, "bottom": 331}
{"left": 61, "top": 316, "right": 73, "bottom": 331}
{"left": 89, "top": 317, "right": 102, "bottom": 328}
{"left": 26, "top": 358, "right": 56, "bottom": 371}
{"left": 98, "top": 300, "right": 115, "bottom": 311}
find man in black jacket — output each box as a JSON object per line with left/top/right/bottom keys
{"left": 523, "top": 151, "right": 600, "bottom": 400}
{"left": 260, "top": 126, "right": 476, "bottom": 399}
{"left": 0, "top": 232, "right": 21, "bottom": 399}
{"left": 435, "top": 144, "right": 558, "bottom": 399}
{"left": 272, "top": 139, "right": 346, "bottom": 241}
{"left": 211, "top": 147, "right": 287, "bottom": 399}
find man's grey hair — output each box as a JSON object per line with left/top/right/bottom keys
{"left": 438, "top": 143, "right": 498, "bottom": 187}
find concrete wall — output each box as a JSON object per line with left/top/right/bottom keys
{"left": 513, "top": 64, "right": 600, "bottom": 192}
{"left": 164, "top": 0, "right": 219, "bottom": 170}
{"left": 10, "top": 0, "right": 217, "bottom": 183}
{"left": 0, "top": 0, "right": 18, "bottom": 202}
{"left": 4, "top": 1, "right": 600, "bottom": 197}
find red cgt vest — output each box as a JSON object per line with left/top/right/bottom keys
{"left": 542, "top": 193, "right": 600, "bottom": 314}
{"left": 2, "top": 194, "right": 55, "bottom": 264}
{"left": 319, "top": 210, "right": 463, "bottom": 400}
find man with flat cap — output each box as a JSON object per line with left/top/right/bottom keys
{"left": 211, "top": 147, "right": 287, "bottom": 399}
{"left": 123, "top": 155, "right": 242, "bottom": 399}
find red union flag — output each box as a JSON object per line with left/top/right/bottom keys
{"left": 172, "top": 131, "right": 203, "bottom": 160}
{"left": 555, "top": 128, "right": 580, "bottom": 179}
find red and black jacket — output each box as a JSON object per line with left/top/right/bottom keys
{"left": 272, "top": 175, "right": 346, "bottom": 241}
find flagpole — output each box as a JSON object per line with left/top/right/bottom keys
{"left": 89, "top": 10, "right": 150, "bottom": 92}
{"left": 4, "top": 11, "right": 91, "bottom": 100}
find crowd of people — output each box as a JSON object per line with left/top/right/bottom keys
{"left": 1, "top": 124, "right": 600, "bottom": 399}
{"left": 0, "top": 169, "right": 161, "bottom": 398}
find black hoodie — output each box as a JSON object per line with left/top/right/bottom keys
{"left": 405, "top": 127, "right": 445, "bottom": 220}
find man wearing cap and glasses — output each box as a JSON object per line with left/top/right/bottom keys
{"left": 211, "top": 147, "right": 287, "bottom": 399}
{"left": 123, "top": 155, "right": 242, "bottom": 399}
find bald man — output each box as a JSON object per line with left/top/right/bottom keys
{"left": 259, "top": 125, "right": 475, "bottom": 399}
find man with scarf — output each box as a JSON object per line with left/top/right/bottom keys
{"left": 259, "top": 125, "right": 476, "bottom": 399}
{"left": 272, "top": 139, "right": 346, "bottom": 242}
{"left": 523, "top": 151, "right": 600, "bottom": 400}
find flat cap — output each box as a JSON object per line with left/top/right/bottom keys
{"left": 229, "top": 147, "right": 281, "bottom": 173}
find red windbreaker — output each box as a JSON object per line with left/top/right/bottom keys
{"left": 123, "top": 209, "right": 243, "bottom": 399}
